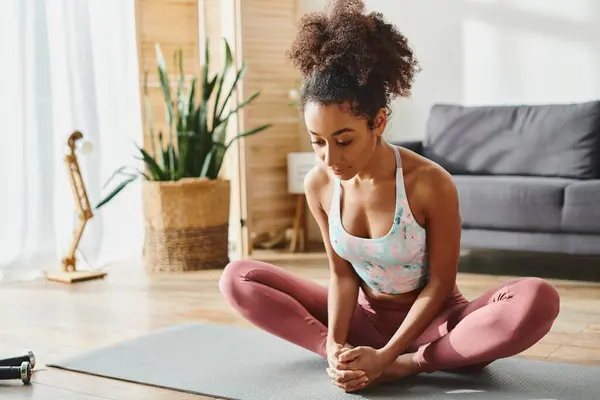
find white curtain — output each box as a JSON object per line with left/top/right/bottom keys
{"left": 0, "top": 0, "right": 144, "bottom": 282}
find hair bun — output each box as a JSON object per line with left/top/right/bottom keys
{"left": 327, "top": 0, "right": 365, "bottom": 17}
{"left": 287, "top": 0, "right": 420, "bottom": 99}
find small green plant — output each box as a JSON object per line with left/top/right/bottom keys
{"left": 95, "top": 39, "right": 271, "bottom": 209}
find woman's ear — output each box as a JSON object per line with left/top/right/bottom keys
{"left": 373, "top": 108, "right": 387, "bottom": 137}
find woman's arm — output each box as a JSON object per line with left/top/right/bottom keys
{"left": 327, "top": 270, "right": 360, "bottom": 347}
{"left": 379, "top": 166, "right": 462, "bottom": 364}
{"left": 304, "top": 166, "right": 360, "bottom": 348}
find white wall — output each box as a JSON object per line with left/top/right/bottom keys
{"left": 301, "top": 0, "right": 600, "bottom": 141}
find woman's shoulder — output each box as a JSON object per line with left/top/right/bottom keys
{"left": 398, "top": 145, "right": 454, "bottom": 185}
{"left": 397, "top": 146, "right": 459, "bottom": 218}
{"left": 304, "top": 163, "right": 334, "bottom": 212}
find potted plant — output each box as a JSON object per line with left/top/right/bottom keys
{"left": 96, "top": 39, "right": 271, "bottom": 272}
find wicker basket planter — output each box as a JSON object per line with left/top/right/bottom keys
{"left": 142, "top": 178, "right": 231, "bottom": 272}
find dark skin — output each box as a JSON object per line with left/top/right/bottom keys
{"left": 303, "top": 102, "right": 462, "bottom": 392}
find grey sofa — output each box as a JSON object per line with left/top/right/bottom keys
{"left": 393, "top": 100, "right": 600, "bottom": 256}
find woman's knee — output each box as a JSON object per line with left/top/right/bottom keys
{"left": 218, "top": 260, "right": 261, "bottom": 304}
{"left": 514, "top": 277, "right": 561, "bottom": 330}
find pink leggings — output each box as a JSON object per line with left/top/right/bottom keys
{"left": 219, "top": 260, "right": 560, "bottom": 373}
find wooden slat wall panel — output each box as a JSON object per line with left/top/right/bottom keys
{"left": 201, "top": 0, "right": 225, "bottom": 70}
{"left": 135, "top": 0, "right": 200, "bottom": 152}
{"left": 200, "top": 0, "right": 246, "bottom": 257}
{"left": 138, "top": 44, "right": 198, "bottom": 77}
{"left": 238, "top": 0, "right": 302, "bottom": 244}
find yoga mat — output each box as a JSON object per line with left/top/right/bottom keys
{"left": 48, "top": 322, "right": 598, "bottom": 400}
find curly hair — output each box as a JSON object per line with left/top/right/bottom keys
{"left": 286, "top": 0, "right": 421, "bottom": 128}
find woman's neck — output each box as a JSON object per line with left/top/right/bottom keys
{"left": 354, "top": 140, "right": 396, "bottom": 184}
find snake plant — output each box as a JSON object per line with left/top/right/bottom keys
{"left": 95, "top": 39, "right": 271, "bottom": 209}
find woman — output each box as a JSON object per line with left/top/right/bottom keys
{"left": 219, "top": 0, "right": 560, "bottom": 393}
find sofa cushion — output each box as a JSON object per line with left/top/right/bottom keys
{"left": 561, "top": 180, "right": 600, "bottom": 234}
{"left": 453, "top": 176, "right": 574, "bottom": 232}
{"left": 423, "top": 101, "right": 600, "bottom": 179}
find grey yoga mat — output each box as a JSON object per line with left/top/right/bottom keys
{"left": 48, "top": 322, "right": 598, "bottom": 400}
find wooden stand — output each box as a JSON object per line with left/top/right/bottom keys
{"left": 289, "top": 194, "right": 306, "bottom": 252}
{"left": 46, "top": 131, "right": 106, "bottom": 284}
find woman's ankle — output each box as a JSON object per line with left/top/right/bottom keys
{"left": 384, "top": 353, "right": 422, "bottom": 379}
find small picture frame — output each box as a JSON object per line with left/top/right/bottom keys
{"left": 286, "top": 152, "right": 319, "bottom": 194}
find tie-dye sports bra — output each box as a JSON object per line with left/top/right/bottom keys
{"left": 329, "top": 146, "right": 429, "bottom": 295}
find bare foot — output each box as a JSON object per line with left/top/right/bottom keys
{"left": 371, "top": 353, "right": 423, "bottom": 386}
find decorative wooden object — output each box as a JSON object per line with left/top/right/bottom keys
{"left": 46, "top": 131, "right": 107, "bottom": 284}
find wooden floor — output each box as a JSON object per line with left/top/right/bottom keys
{"left": 1, "top": 254, "right": 599, "bottom": 399}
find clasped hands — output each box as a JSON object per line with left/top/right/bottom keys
{"left": 326, "top": 343, "right": 392, "bottom": 393}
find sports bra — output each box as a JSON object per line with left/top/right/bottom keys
{"left": 328, "top": 146, "right": 429, "bottom": 295}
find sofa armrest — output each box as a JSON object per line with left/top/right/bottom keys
{"left": 391, "top": 140, "right": 423, "bottom": 155}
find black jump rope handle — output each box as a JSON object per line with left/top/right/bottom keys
{"left": 0, "top": 362, "right": 31, "bottom": 384}
{"left": 0, "top": 351, "right": 35, "bottom": 369}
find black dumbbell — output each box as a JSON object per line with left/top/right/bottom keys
{"left": 0, "top": 351, "right": 35, "bottom": 369}
{"left": 0, "top": 361, "right": 31, "bottom": 384}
